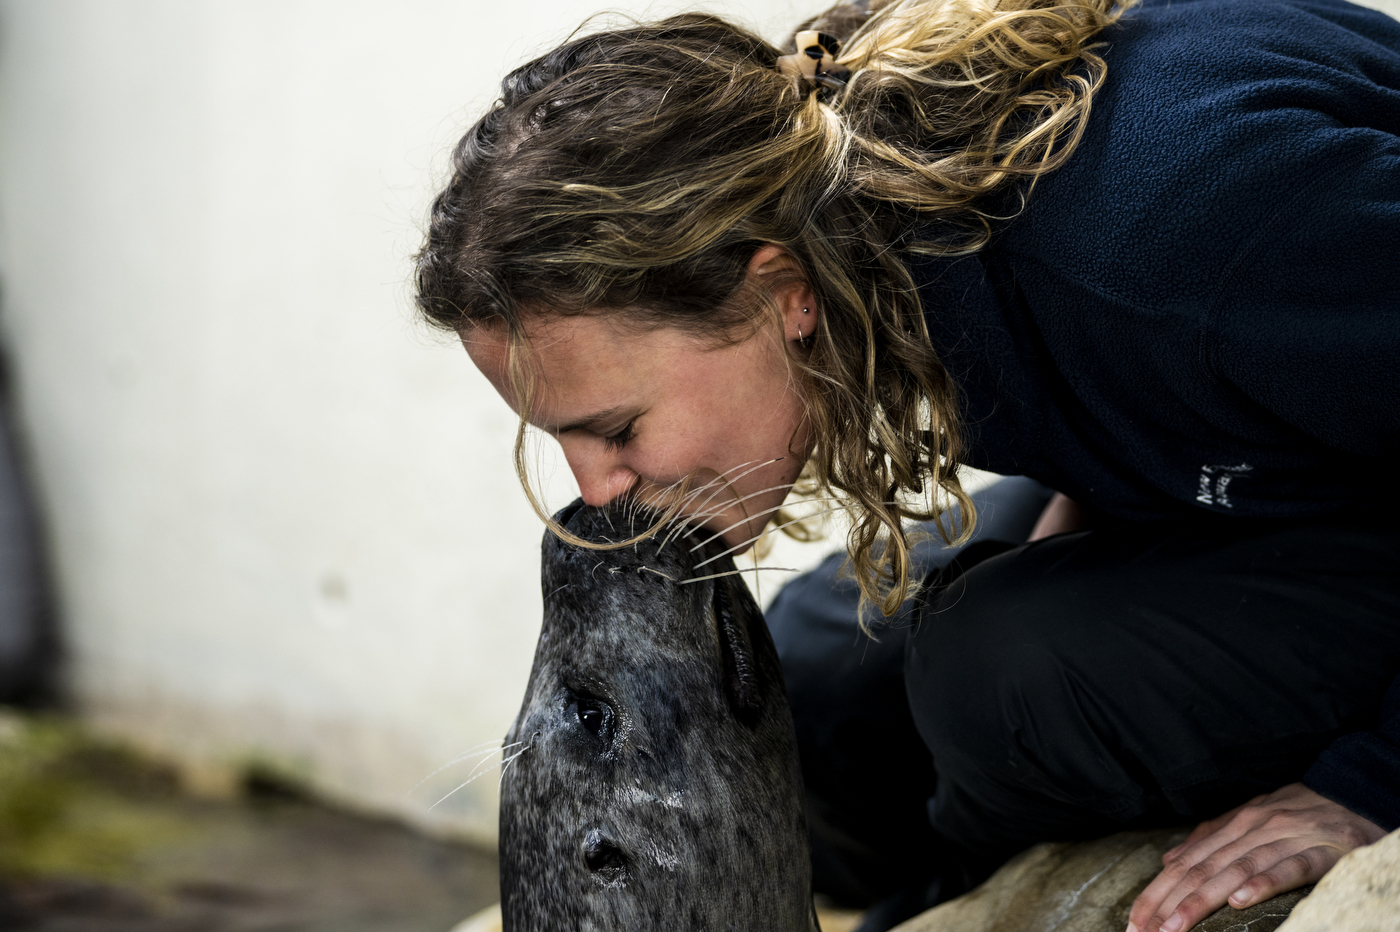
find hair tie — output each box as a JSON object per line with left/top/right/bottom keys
{"left": 775, "top": 31, "right": 850, "bottom": 96}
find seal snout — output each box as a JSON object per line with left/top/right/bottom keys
{"left": 582, "top": 828, "right": 629, "bottom": 885}
{"left": 506, "top": 497, "right": 815, "bottom": 929}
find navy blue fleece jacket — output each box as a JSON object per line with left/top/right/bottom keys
{"left": 912, "top": 0, "right": 1400, "bottom": 828}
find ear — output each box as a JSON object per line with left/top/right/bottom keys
{"left": 746, "top": 244, "right": 817, "bottom": 348}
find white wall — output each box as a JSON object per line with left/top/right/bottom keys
{"left": 1, "top": 0, "right": 1397, "bottom": 844}
{"left": 0, "top": 0, "right": 809, "bottom": 841}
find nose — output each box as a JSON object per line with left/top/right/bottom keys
{"left": 562, "top": 444, "right": 639, "bottom": 507}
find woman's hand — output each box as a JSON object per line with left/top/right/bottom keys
{"left": 1126, "top": 783, "right": 1384, "bottom": 932}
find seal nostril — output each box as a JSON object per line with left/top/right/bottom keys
{"left": 583, "top": 829, "right": 628, "bottom": 883}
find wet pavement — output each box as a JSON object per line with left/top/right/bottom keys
{"left": 0, "top": 712, "right": 499, "bottom": 932}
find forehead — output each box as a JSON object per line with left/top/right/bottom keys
{"left": 463, "top": 314, "right": 642, "bottom": 374}
{"left": 461, "top": 314, "right": 707, "bottom": 411}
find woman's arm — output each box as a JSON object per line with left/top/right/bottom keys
{"left": 1027, "top": 492, "right": 1089, "bottom": 541}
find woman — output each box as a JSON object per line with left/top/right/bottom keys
{"left": 415, "top": 0, "right": 1400, "bottom": 929}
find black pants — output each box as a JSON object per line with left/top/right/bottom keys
{"left": 764, "top": 478, "right": 1400, "bottom": 923}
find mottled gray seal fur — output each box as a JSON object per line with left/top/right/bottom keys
{"left": 499, "top": 498, "right": 818, "bottom": 932}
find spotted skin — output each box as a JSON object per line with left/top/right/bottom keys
{"left": 499, "top": 499, "right": 818, "bottom": 932}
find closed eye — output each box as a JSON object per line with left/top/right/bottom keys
{"left": 602, "top": 420, "right": 635, "bottom": 452}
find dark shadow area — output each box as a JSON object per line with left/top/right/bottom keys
{"left": 241, "top": 764, "right": 317, "bottom": 806}
{"left": 0, "top": 277, "right": 61, "bottom": 709}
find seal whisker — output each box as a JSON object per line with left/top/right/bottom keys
{"left": 693, "top": 505, "right": 859, "bottom": 569}
{"left": 498, "top": 743, "right": 533, "bottom": 787}
{"left": 680, "top": 457, "right": 784, "bottom": 527}
{"left": 638, "top": 566, "right": 677, "bottom": 581}
{"left": 680, "top": 483, "right": 805, "bottom": 529}
{"left": 678, "top": 566, "right": 801, "bottom": 585}
{"left": 642, "top": 478, "right": 684, "bottom": 509}
{"left": 686, "top": 496, "right": 842, "bottom": 546}
{"left": 635, "top": 478, "right": 692, "bottom": 541}
{"left": 671, "top": 458, "right": 763, "bottom": 502}
{"left": 442, "top": 737, "right": 510, "bottom": 760}
{"left": 677, "top": 502, "right": 792, "bottom": 544}
{"left": 685, "top": 494, "right": 844, "bottom": 552}
{"left": 665, "top": 468, "right": 733, "bottom": 504}
{"left": 692, "top": 500, "right": 905, "bottom": 569}
{"left": 660, "top": 458, "right": 774, "bottom": 527}
{"left": 456, "top": 741, "right": 524, "bottom": 783}
{"left": 657, "top": 470, "right": 758, "bottom": 536}
{"left": 427, "top": 769, "right": 495, "bottom": 811}
{"left": 405, "top": 740, "right": 524, "bottom": 796}
{"left": 656, "top": 474, "right": 744, "bottom": 534}
{"left": 657, "top": 457, "right": 786, "bottom": 553}
{"left": 661, "top": 479, "right": 721, "bottom": 525}
{"left": 430, "top": 744, "right": 532, "bottom": 811}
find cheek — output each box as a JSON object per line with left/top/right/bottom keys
{"left": 640, "top": 432, "right": 717, "bottom": 478}
{"left": 627, "top": 425, "right": 747, "bottom": 493}
{"left": 653, "top": 342, "right": 809, "bottom": 473}
{"left": 737, "top": 382, "right": 810, "bottom": 461}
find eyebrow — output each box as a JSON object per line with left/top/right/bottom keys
{"left": 543, "top": 405, "right": 629, "bottom": 436}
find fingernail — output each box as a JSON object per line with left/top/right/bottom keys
{"left": 1161, "top": 914, "right": 1184, "bottom": 932}
{"left": 1125, "top": 924, "right": 1139, "bottom": 932}
{"left": 1230, "top": 887, "right": 1251, "bottom": 906}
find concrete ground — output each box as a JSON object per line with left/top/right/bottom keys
{"left": 0, "top": 712, "right": 500, "bottom": 932}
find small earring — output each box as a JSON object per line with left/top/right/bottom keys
{"left": 802, "top": 307, "right": 810, "bottom": 314}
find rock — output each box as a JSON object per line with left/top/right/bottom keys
{"left": 448, "top": 902, "right": 866, "bottom": 932}
{"left": 452, "top": 827, "right": 1400, "bottom": 932}
{"left": 1275, "top": 827, "right": 1400, "bottom": 932}
{"left": 1191, "top": 890, "right": 1313, "bottom": 932}
{"left": 893, "top": 829, "right": 1311, "bottom": 932}
{"left": 817, "top": 905, "right": 865, "bottom": 932}
{"left": 891, "top": 830, "right": 1179, "bottom": 932}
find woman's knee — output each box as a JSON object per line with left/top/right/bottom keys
{"left": 904, "top": 547, "right": 1093, "bottom": 765}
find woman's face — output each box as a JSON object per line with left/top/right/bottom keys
{"left": 465, "top": 311, "right": 813, "bottom": 550}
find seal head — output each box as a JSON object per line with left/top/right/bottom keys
{"left": 500, "top": 499, "right": 817, "bottom": 931}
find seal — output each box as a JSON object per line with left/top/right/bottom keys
{"left": 499, "top": 498, "right": 818, "bottom": 932}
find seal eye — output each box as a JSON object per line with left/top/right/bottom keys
{"left": 579, "top": 705, "right": 604, "bottom": 734}
{"left": 575, "top": 698, "right": 613, "bottom": 739}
